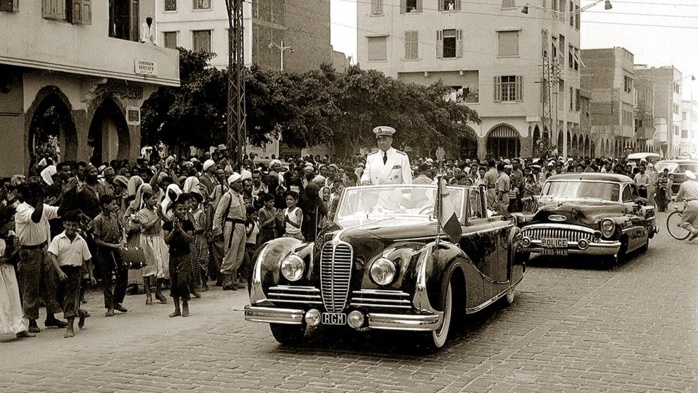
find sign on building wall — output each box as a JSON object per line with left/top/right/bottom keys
{"left": 134, "top": 59, "right": 158, "bottom": 76}
{"left": 127, "top": 106, "right": 140, "bottom": 125}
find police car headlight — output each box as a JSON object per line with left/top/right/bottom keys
{"left": 280, "top": 255, "right": 305, "bottom": 282}
{"left": 600, "top": 219, "right": 615, "bottom": 238}
{"left": 370, "top": 258, "right": 396, "bottom": 286}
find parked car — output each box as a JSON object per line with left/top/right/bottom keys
{"left": 515, "top": 173, "right": 658, "bottom": 267}
{"left": 654, "top": 160, "right": 698, "bottom": 194}
{"left": 244, "top": 184, "right": 525, "bottom": 350}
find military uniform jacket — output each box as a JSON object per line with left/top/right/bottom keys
{"left": 361, "top": 147, "right": 413, "bottom": 185}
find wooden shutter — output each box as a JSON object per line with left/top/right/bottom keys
{"left": 498, "top": 31, "right": 518, "bottom": 57}
{"left": 70, "top": 0, "right": 91, "bottom": 24}
{"left": 455, "top": 0, "right": 461, "bottom": 10}
{"left": 43, "top": 0, "right": 65, "bottom": 20}
{"left": 438, "top": 0, "right": 444, "bottom": 11}
{"left": 516, "top": 76, "right": 523, "bottom": 101}
{"left": 405, "top": 31, "right": 418, "bottom": 59}
{"left": 400, "top": 0, "right": 405, "bottom": 13}
{"left": 416, "top": 0, "right": 422, "bottom": 12}
{"left": 494, "top": 76, "right": 502, "bottom": 102}
{"left": 436, "top": 30, "right": 443, "bottom": 59}
{"left": 456, "top": 29, "right": 463, "bottom": 58}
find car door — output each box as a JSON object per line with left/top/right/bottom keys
{"left": 621, "top": 183, "right": 646, "bottom": 251}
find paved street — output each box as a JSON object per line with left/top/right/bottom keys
{"left": 1, "top": 210, "right": 697, "bottom": 393}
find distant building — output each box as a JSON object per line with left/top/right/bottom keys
{"left": 0, "top": 1, "right": 179, "bottom": 177}
{"left": 356, "top": 0, "right": 593, "bottom": 159}
{"left": 580, "top": 47, "right": 636, "bottom": 158}
{"left": 634, "top": 65, "right": 684, "bottom": 158}
{"left": 681, "top": 99, "right": 698, "bottom": 157}
{"left": 156, "top": 0, "right": 334, "bottom": 72}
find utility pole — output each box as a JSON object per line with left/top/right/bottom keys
{"left": 226, "top": 0, "right": 246, "bottom": 165}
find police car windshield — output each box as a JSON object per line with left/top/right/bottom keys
{"left": 541, "top": 181, "right": 620, "bottom": 202}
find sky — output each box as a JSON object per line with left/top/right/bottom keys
{"left": 329, "top": 0, "right": 698, "bottom": 99}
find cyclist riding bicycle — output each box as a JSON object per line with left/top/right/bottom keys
{"left": 676, "top": 170, "right": 698, "bottom": 241}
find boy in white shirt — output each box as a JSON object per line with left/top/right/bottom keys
{"left": 48, "top": 210, "right": 95, "bottom": 338}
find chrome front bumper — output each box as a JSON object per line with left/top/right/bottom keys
{"left": 522, "top": 239, "right": 621, "bottom": 256}
{"left": 244, "top": 305, "right": 443, "bottom": 332}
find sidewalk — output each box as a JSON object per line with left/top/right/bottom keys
{"left": 0, "top": 283, "right": 250, "bottom": 371}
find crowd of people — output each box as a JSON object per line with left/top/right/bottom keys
{"left": 2, "top": 126, "right": 698, "bottom": 341}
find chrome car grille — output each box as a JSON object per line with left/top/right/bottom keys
{"left": 522, "top": 227, "right": 594, "bottom": 242}
{"left": 320, "top": 242, "right": 353, "bottom": 312}
{"left": 350, "top": 290, "right": 412, "bottom": 310}
{"left": 267, "top": 286, "right": 322, "bottom": 306}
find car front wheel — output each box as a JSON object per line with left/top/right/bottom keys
{"left": 421, "top": 281, "right": 453, "bottom": 351}
{"left": 269, "top": 323, "right": 306, "bottom": 346}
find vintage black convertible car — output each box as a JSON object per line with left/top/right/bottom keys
{"left": 515, "top": 173, "right": 658, "bottom": 266}
{"left": 244, "top": 184, "right": 524, "bottom": 350}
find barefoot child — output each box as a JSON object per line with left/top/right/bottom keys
{"left": 162, "top": 198, "right": 194, "bottom": 317}
{"left": 47, "top": 210, "right": 95, "bottom": 338}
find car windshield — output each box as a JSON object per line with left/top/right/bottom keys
{"left": 541, "top": 181, "right": 620, "bottom": 202}
{"left": 336, "top": 185, "right": 465, "bottom": 222}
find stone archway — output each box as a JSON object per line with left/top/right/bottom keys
{"left": 557, "top": 130, "right": 563, "bottom": 153}
{"left": 486, "top": 124, "right": 521, "bottom": 158}
{"left": 584, "top": 135, "right": 590, "bottom": 158}
{"left": 532, "top": 125, "right": 541, "bottom": 157}
{"left": 459, "top": 126, "right": 478, "bottom": 159}
{"left": 572, "top": 134, "right": 578, "bottom": 156}
{"left": 27, "top": 86, "right": 78, "bottom": 168}
{"left": 87, "top": 98, "right": 130, "bottom": 165}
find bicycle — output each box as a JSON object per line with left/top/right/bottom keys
{"left": 666, "top": 202, "right": 690, "bottom": 240}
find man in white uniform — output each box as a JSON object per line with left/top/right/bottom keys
{"left": 361, "top": 126, "right": 412, "bottom": 185}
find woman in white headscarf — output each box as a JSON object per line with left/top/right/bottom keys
{"left": 161, "top": 184, "right": 182, "bottom": 218}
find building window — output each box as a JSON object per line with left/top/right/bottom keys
{"left": 575, "top": 5, "right": 580, "bottom": 29}
{"left": 43, "top": 0, "right": 66, "bottom": 21}
{"left": 624, "top": 76, "right": 633, "bottom": 93}
{"left": 192, "top": 30, "right": 212, "bottom": 53}
{"left": 674, "top": 83, "right": 681, "bottom": 94}
{"left": 568, "top": 45, "right": 574, "bottom": 69}
{"left": 401, "top": 0, "right": 422, "bottom": 13}
{"left": 498, "top": 31, "right": 519, "bottom": 57}
{"left": 494, "top": 75, "right": 523, "bottom": 102}
{"left": 371, "top": 0, "right": 383, "bottom": 15}
{"left": 367, "top": 36, "right": 387, "bottom": 61}
{"left": 437, "top": 29, "right": 462, "bottom": 59}
{"left": 165, "top": 0, "right": 177, "bottom": 11}
{"left": 164, "top": 32, "right": 178, "bottom": 49}
{"left": 42, "top": 0, "right": 91, "bottom": 24}
{"left": 439, "top": 0, "right": 460, "bottom": 11}
{"left": 193, "top": 0, "right": 211, "bottom": 10}
{"left": 404, "top": 31, "right": 418, "bottom": 60}
{"left": 0, "top": 0, "right": 19, "bottom": 12}
{"left": 501, "top": 0, "right": 515, "bottom": 8}
{"left": 575, "top": 88, "right": 581, "bottom": 111}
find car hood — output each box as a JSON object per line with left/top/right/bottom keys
{"left": 530, "top": 200, "right": 627, "bottom": 227}
{"left": 322, "top": 217, "right": 437, "bottom": 260}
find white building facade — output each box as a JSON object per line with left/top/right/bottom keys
{"left": 356, "top": 0, "right": 595, "bottom": 160}
{"left": 0, "top": 0, "right": 179, "bottom": 176}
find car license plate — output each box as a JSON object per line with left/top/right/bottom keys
{"left": 541, "top": 248, "right": 568, "bottom": 256}
{"left": 541, "top": 238, "right": 568, "bottom": 248}
{"left": 321, "top": 312, "right": 346, "bottom": 326}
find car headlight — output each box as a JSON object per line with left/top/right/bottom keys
{"left": 370, "top": 258, "right": 396, "bottom": 286}
{"left": 280, "top": 254, "right": 305, "bottom": 282}
{"left": 600, "top": 219, "right": 615, "bottom": 238}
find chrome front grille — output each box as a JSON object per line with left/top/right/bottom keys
{"left": 350, "top": 290, "right": 412, "bottom": 310}
{"left": 320, "top": 242, "right": 353, "bottom": 312}
{"left": 522, "top": 226, "right": 594, "bottom": 242}
{"left": 267, "top": 286, "right": 322, "bottom": 306}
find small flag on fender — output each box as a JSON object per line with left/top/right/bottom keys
{"left": 436, "top": 178, "right": 462, "bottom": 243}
